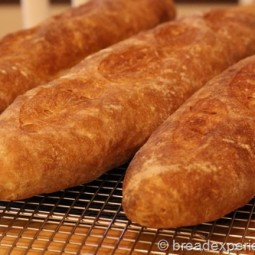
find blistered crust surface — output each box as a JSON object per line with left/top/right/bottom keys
{"left": 1, "top": 7, "right": 255, "bottom": 201}
{"left": 123, "top": 54, "right": 255, "bottom": 227}
{"left": 0, "top": 0, "right": 175, "bottom": 111}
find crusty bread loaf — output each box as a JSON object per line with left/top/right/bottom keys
{"left": 1, "top": 6, "right": 255, "bottom": 201}
{"left": 0, "top": 0, "right": 175, "bottom": 112}
{"left": 123, "top": 55, "right": 255, "bottom": 229}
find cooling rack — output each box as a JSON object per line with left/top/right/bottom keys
{"left": 0, "top": 165, "right": 255, "bottom": 255}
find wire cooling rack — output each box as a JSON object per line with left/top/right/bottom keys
{"left": 0, "top": 165, "right": 255, "bottom": 255}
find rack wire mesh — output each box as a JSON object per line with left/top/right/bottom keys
{"left": 0, "top": 164, "right": 255, "bottom": 255}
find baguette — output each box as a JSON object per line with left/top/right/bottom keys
{"left": 0, "top": 0, "right": 175, "bottom": 112}
{"left": 123, "top": 55, "right": 255, "bottom": 228}
{"left": 1, "top": 6, "right": 255, "bottom": 201}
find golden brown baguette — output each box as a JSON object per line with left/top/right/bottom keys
{"left": 1, "top": 6, "right": 255, "bottom": 201}
{"left": 123, "top": 55, "right": 255, "bottom": 228}
{"left": 0, "top": 0, "right": 175, "bottom": 112}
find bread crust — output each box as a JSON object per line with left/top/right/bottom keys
{"left": 1, "top": 6, "right": 255, "bottom": 201}
{"left": 0, "top": 0, "right": 175, "bottom": 111}
{"left": 123, "top": 45, "right": 255, "bottom": 228}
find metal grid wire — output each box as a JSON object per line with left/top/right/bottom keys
{"left": 0, "top": 165, "right": 255, "bottom": 255}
